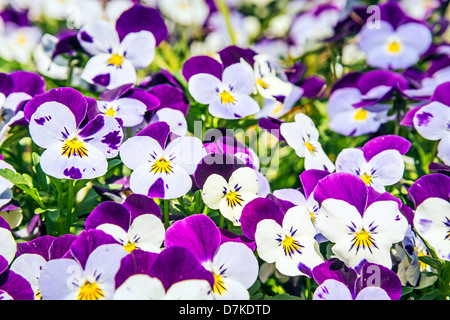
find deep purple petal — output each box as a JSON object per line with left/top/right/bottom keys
{"left": 115, "top": 4, "right": 168, "bottom": 45}
{"left": 300, "top": 76, "right": 327, "bottom": 98}
{"left": 115, "top": 250, "right": 158, "bottom": 289}
{"left": 218, "top": 45, "right": 256, "bottom": 69}
{"left": 121, "top": 88, "right": 160, "bottom": 111}
{"left": 164, "top": 214, "right": 221, "bottom": 263}
{"left": 431, "top": 82, "right": 450, "bottom": 106}
{"left": 0, "top": 216, "right": 10, "bottom": 232}
{"left": 219, "top": 229, "right": 256, "bottom": 251}
{"left": 265, "top": 194, "right": 297, "bottom": 214}
{"left": 9, "top": 71, "right": 46, "bottom": 96}
{"left": 258, "top": 117, "right": 285, "bottom": 141}
{"left": 48, "top": 234, "right": 77, "bottom": 260}
{"left": 313, "top": 173, "right": 368, "bottom": 216}
{"left": 24, "top": 87, "right": 88, "bottom": 126}
{"left": 312, "top": 259, "right": 358, "bottom": 297}
{"left": 408, "top": 173, "right": 450, "bottom": 207}
{"left": 194, "top": 153, "right": 244, "bottom": 189}
{"left": 357, "top": 70, "right": 409, "bottom": 96}
{"left": 299, "top": 169, "right": 331, "bottom": 199}
{"left": 136, "top": 121, "right": 170, "bottom": 148}
{"left": 330, "top": 72, "right": 362, "bottom": 95}
{"left": 85, "top": 201, "right": 131, "bottom": 232}
{"left": 148, "top": 246, "right": 215, "bottom": 291}
{"left": 355, "top": 262, "right": 402, "bottom": 300}
{"left": 365, "top": 187, "right": 403, "bottom": 212}
{"left": 0, "top": 270, "right": 34, "bottom": 300}
{"left": 69, "top": 229, "right": 120, "bottom": 269}
{"left": 182, "top": 55, "right": 223, "bottom": 82}
{"left": 400, "top": 105, "right": 423, "bottom": 127}
{"left": 379, "top": 2, "right": 410, "bottom": 29}
{"left": 123, "top": 193, "right": 162, "bottom": 221}
{"left": 362, "top": 135, "right": 411, "bottom": 161}
{"left": 16, "top": 235, "right": 55, "bottom": 260}
{"left": 0, "top": 73, "right": 13, "bottom": 96}
{"left": 240, "top": 197, "right": 284, "bottom": 240}
{"left": 147, "top": 177, "right": 165, "bottom": 198}
{"left": 147, "top": 84, "right": 189, "bottom": 116}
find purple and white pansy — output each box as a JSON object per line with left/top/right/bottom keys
{"left": 85, "top": 194, "right": 165, "bottom": 254}
{"left": 165, "top": 214, "right": 258, "bottom": 300}
{"left": 240, "top": 197, "right": 324, "bottom": 277}
{"left": 409, "top": 173, "right": 450, "bottom": 261}
{"left": 312, "top": 259, "right": 403, "bottom": 300}
{"left": 335, "top": 135, "right": 411, "bottom": 192}
{"left": 357, "top": 2, "right": 433, "bottom": 70}
{"left": 186, "top": 55, "right": 260, "bottom": 120}
{"left": 78, "top": 4, "right": 168, "bottom": 90}
{"left": 327, "top": 70, "right": 408, "bottom": 136}
{"left": 25, "top": 87, "right": 124, "bottom": 180}
{"left": 313, "top": 173, "right": 409, "bottom": 269}
{"left": 119, "top": 121, "right": 206, "bottom": 200}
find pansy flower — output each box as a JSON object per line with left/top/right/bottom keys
{"left": 114, "top": 247, "right": 214, "bottom": 300}
{"left": 312, "top": 259, "right": 402, "bottom": 300}
{"left": 327, "top": 70, "right": 408, "bottom": 136}
{"left": 240, "top": 197, "right": 324, "bottom": 277}
{"left": 25, "top": 87, "right": 124, "bottom": 180}
{"left": 119, "top": 121, "right": 206, "bottom": 199}
{"left": 201, "top": 166, "right": 259, "bottom": 226}
{"left": 335, "top": 135, "right": 411, "bottom": 192}
{"left": 164, "top": 214, "right": 258, "bottom": 300}
{"left": 85, "top": 194, "right": 165, "bottom": 254}
{"left": 95, "top": 85, "right": 160, "bottom": 129}
{"left": 412, "top": 82, "right": 450, "bottom": 166}
{"left": 314, "top": 173, "right": 408, "bottom": 269}
{"left": 78, "top": 4, "right": 168, "bottom": 89}
{"left": 0, "top": 268, "right": 34, "bottom": 300}
{"left": 38, "top": 230, "right": 126, "bottom": 300}
{"left": 409, "top": 173, "right": 450, "bottom": 261}
{"left": 357, "top": 2, "right": 432, "bottom": 70}
{"left": 280, "top": 112, "right": 335, "bottom": 172}
{"left": 11, "top": 234, "right": 76, "bottom": 299}
{"left": 185, "top": 55, "right": 260, "bottom": 119}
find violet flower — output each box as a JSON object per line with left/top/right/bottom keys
{"left": 335, "top": 135, "right": 411, "bottom": 192}
{"left": 25, "top": 87, "right": 124, "bottom": 180}
{"left": 314, "top": 173, "right": 409, "bottom": 269}
{"left": 312, "top": 259, "right": 402, "bottom": 300}
{"left": 164, "top": 214, "right": 258, "bottom": 300}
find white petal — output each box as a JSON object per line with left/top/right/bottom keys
{"left": 188, "top": 73, "right": 222, "bottom": 104}
{"left": 96, "top": 223, "right": 128, "bottom": 246}
{"left": 119, "top": 31, "right": 156, "bottom": 69}
{"left": 164, "top": 136, "right": 206, "bottom": 174}
{"left": 166, "top": 280, "right": 213, "bottom": 300}
{"left": 29, "top": 102, "right": 77, "bottom": 149}
{"left": 202, "top": 174, "right": 228, "bottom": 210}
{"left": 10, "top": 254, "right": 47, "bottom": 293}
{"left": 114, "top": 275, "right": 165, "bottom": 300}
{"left": 355, "top": 287, "right": 390, "bottom": 300}
{"left": 368, "top": 150, "right": 405, "bottom": 187}
{"left": 313, "top": 279, "right": 353, "bottom": 300}
{"left": 78, "top": 20, "right": 120, "bottom": 56}
{"left": 129, "top": 214, "right": 165, "bottom": 253}
{"left": 0, "top": 227, "right": 16, "bottom": 265}
{"left": 119, "top": 135, "right": 163, "bottom": 170}
{"left": 228, "top": 167, "right": 259, "bottom": 194}
{"left": 413, "top": 102, "right": 450, "bottom": 140}
{"left": 222, "top": 62, "right": 256, "bottom": 95}
{"left": 38, "top": 259, "right": 82, "bottom": 300}
{"left": 151, "top": 109, "right": 187, "bottom": 136}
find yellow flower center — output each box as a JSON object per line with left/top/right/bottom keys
{"left": 257, "top": 78, "right": 269, "bottom": 89}
{"left": 387, "top": 41, "right": 401, "bottom": 54}
{"left": 305, "top": 141, "right": 316, "bottom": 154}
{"left": 150, "top": 157, "right": 173, "bottom": 175}
{"left": 105, "top": 108, "right": 116, "bottom": 117}
{"left": 354, "top": 108, "right": 368, "bottom": 121}
{"left": 77, "top": 281, "right": 104, "bottom": 300}
{"left": 219, "top": 91, "right": 235, "bottom": 104}
{"left": 62, "top": 137, "right": 88, "bottom": 158}
{"left": 225, "top": 190, "right": 243, "bottom": 208}
{"left": 352, "top": 228, "right": 375, "bottom": 252}
{"left": 212, "top": 272, "right": 227, "bottom": 295}
{"left": 123, "top": 241, "right": 137, "bottom": 253}
{"left": 361, "top": 173, "right": 372, "bottom": 185}
{"left": 108, "top": 53, "right": 124, "bottom": 67}
{"left": 282, "top": 235, "right": 302, "bottom": 257}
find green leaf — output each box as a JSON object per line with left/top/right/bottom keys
{"left": 401, "top": 286, "right": 414, "bottom": 297}
{"left": 266, "top": 294, "right": 302, "bottom": 300}
{"left": 47, "top": 208, "right": 61, "bottom": 221}
{"left": 0, "top": 168, "right": 46, "bottom": 208}
{"left": 418, "top": 256, "right": 443, "bottom": 270}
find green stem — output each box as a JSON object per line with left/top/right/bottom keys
{"left": 164, "top": 199, "right": 170, "bottom": 229}
{"left": 66, "top": 179, "right": 76, "bottom": 231}
{"left": 214, "top": 0, "right": 236, "bottom": 45}
{"left": 305, "top": 277, "right": 312, "bottom": 300}
{"left": 219, "top": 214, "right": 224, "bottom": 229}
